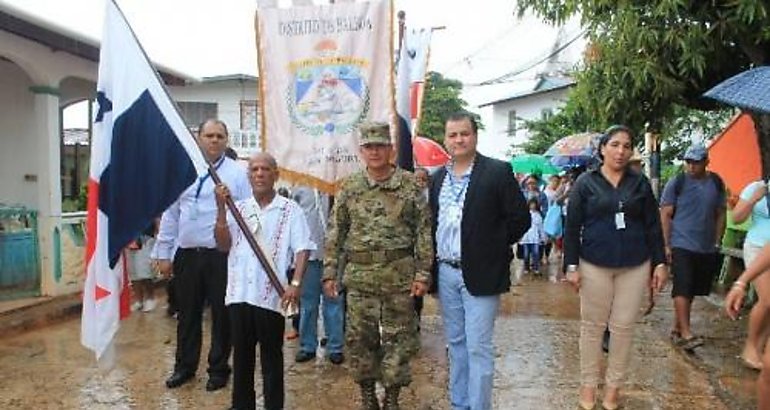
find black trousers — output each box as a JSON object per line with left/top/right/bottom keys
{"left": 229, "top": 303, "right": 285, "bottom": 410}
{"left": 166, "top": 275, "right": 178, "bottom": 315}
{"left": 173, "top": 248, "right": 230, "bottom": 378}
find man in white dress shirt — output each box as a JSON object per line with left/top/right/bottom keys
{"left": 154, "top": 120, "right": 251, "bottom": 391}
{"left": 215, "top": 152, "right": 314, "bottom": 410}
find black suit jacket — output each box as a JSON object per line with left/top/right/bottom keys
{"left": 429, "top": 154, "right": 530, "bottom": 296}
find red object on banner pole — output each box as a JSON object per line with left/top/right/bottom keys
{"left": 413, "top": 136, "right": 450, "bottom": 167}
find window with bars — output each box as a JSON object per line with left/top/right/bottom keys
{"left": 240, "top": 100, "right": 259, "bottom": 131}
{"left": 507, "top": 110, "right": 517, "bottom": 136}
{"left": 177, "top": 101, "right": 218, "bottom": 129}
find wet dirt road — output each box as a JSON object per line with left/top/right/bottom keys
{"left": 0, "top": 265, "right": 754, "bottom": 409}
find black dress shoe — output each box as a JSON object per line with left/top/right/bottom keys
{"left": 165, "top": 371, "right": 194, "bottom": 388}
{"left": 206, "top": 376, "right": 228, "bottom": 391}
{"left": 295, "top": 350, "right": 315, "bottom": 363}
{"left": 328, "top": 352, "right": 344, "bottom": 365}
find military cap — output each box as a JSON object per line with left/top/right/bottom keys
{"left": 358, "top": 121, "right": 392, "bottom": 146}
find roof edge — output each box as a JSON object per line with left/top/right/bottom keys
{"left": 479, "top": 81, "right": 575, "bottom": 108}
{"left": 0, "top": 2, "right": 197, "bottom": 85}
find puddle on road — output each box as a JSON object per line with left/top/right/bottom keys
{"left": 0, "top": 262, "right": 752, "bottom": 409}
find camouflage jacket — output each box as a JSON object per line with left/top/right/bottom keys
{"left": 323, "top": 167, "right": 433, "bottom": 290}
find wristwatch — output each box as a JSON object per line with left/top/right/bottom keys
{"left": 290, "top": 278, "right": 301, "bottom": 287}
{"left": 566, "top": 264, "right": 579, "bottom": 273}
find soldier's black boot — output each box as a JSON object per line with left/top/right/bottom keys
{"left": 382, "top": 386, "right": 400, "bottom": 410}
{"left": 359, "top": 380, "right": 380, "bottom": 410}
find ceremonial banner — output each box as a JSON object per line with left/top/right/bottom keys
{"left": 82, "top": 0, "right": 207, "bottom": 361}
{"left": 256, "top": 0, "right": 394, "bottom": 192}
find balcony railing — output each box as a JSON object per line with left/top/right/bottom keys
{"left": 229, "top": 129, "right": 261, "bottom": 157}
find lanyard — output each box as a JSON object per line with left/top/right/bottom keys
{"left": 447, "top": 165, "right": 471, "bottom": 204}
{"left": 195, "top": 155, "right": 226, "bottom": 200}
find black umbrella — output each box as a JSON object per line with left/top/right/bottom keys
{"left": 704, "top": 67, "right": 770, "bottom": 114}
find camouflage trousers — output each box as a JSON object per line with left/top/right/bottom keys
{"left": 346, "top": 289, "right": 419, "bottom": 388}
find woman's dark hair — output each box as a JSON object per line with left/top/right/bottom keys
{"left": 597, "top": 124, "right": 635, "bottom": 161}
{"left": 526, "top": 197, "right": 540, "bottom": 210}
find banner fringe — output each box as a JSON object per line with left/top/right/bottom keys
{"left": 279, "top": 167, "right": 342, "bottom": 194}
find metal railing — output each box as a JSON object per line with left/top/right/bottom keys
{"left": 229, "top": 129, "right": 261, "bottom": 157}
{"left": 0, "top": 205, "right": 40, "bottom": 300}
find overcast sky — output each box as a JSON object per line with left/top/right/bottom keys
{"left": 2, "top": 0, "right": 580, "bottom": 93}
{"left": 2, "top": 0, "right": 584, "bottom": 155}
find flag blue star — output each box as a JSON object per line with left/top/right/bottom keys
{"left": 95, "top": 91, "right": 113, "bottom": 123}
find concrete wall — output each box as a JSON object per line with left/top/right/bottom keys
{"left": 0, "top": 28, "right": 97, "bottom": 298}
{"left": 0, "top": 59, "right": 38, "bottom": 208}
{"left": 169, "top": 80, "right": 258, "bottom": 130}
{"left": 490, "top": 87, "right": 571, "bottom": 151}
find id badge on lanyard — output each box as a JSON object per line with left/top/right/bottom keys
{"left": 615, "top": 201, "right": 626, "bottom": 230}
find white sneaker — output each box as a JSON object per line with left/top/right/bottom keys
{"left": 142, "top": 298, "right": 157, "bottom": 312}
{"left": 131, "top": 301, "right": 143, "bottom": 312}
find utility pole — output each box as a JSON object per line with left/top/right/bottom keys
{"left": 645, "top": 125, "right": 662, "bottom": 198}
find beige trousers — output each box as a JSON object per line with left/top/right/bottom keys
{"left": 579, "top": 259, "right": 650, "bottom": 388}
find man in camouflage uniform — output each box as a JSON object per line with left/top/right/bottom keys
{"left": 322, "top": 122, "right": 433, "bottom": 410}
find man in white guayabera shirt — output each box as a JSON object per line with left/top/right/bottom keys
{"left": 214, "top": 152, "right": 314, "bottom": 410}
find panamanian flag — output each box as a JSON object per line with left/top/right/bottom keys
{"left": 81, "top": 0, "right": 208, "bottom": 360}
{"left": 395, "top": 28, "right": 432, "bottom": 171}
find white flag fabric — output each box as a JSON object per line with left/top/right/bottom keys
{"left": 256, "top": 0, "right": 394, "bottom": 192}
{"left": 395, "top": 27, "right": 431, "bottom": 169}
{"left": 396, "top": 28, "right": 431, "bottom": 135}
{"left": 82, "top": 0, "right": 207, "bottom": 360}
{"left": 257, "top": 0, "right": 278, "bottom": 8}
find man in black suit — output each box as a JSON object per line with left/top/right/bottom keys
{"left": 429, "top": 112, "right": 530, "bottom": 410}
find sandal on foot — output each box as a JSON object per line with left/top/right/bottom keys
{"left": 578, "top": 399, "right": 595, "bottom": 410}
{"left": 601, "top": 401, "right": 619, "bottom": 410}
{"left": 738, "top": 355, "right": 763, "bottom": 371}
{"left": 678, "top": 335, "right": 704, "bottom": 350}
{"left": 669, "top": 330, "right": 683, "bottom": 346}
{"left": 578, "top": 388, "right": 596, "bottom": 410}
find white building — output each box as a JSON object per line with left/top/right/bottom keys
{"left": 0, "top": 3, "right": 190, "bottom": 300}
{"left": 168, "top": 74, "right": 261, "bottom": 157}
{"left": 0, "top": 2, "right": 265, "bottom": 302}
{"left": 478, "top": 76, "right": 574, "bottom": 156}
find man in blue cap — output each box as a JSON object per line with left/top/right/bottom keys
{"left": 659, "top": 142, "right": 726, "bottom": 351}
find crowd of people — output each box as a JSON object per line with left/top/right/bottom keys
{"left": 119, "top": 115, "right": 769, "bottom": 410}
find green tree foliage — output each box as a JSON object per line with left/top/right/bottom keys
{"left": 519, "top": 94, "right": 596, "bottom": 154}
{"left": 521, "top": 95, "right": 733, "bottom": 163}
{"left": 516, "top": 0, "right": 770, "bottom": 174}
{"left": 418, "top": 71, "right": 482, "bottom": 145}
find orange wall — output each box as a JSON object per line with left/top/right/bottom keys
{"left": 708, "top": 113, "right": 762, "bottom": 200}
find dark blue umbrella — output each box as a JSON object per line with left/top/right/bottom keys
{"left": 704, "top": 67, "right": 770, "bottom": 114}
